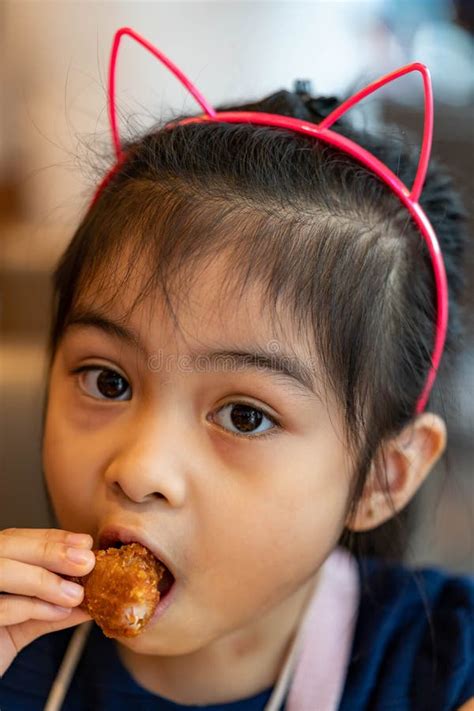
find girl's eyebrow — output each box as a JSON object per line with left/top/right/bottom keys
{"left": 64, "top": 308, "right": 321, "bottom": 398}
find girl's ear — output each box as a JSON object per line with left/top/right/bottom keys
{"left": 345, "top": 413, "right": 447, "bottom": 532}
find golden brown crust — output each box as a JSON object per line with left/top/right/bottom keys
{"left": 70, "top": 542, "right": 165, "bottom": 638}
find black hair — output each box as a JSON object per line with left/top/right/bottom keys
{"left": 44, "top": 84, "right": 469, "bottom": 563}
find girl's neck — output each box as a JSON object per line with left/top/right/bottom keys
{"left": 115, "top": 569, "right": 320, "bottom": 706}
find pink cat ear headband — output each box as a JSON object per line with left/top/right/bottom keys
{"left": 92, "top": 26, "right": 448, "bottom": 415}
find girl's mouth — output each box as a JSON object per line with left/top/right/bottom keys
{"left": 157, "top": 560, "right": 175, "bottom": 597}
{"left": 107, "top": 539, "right": 176, "bottom": 598}
{"left": 150, "top": 573, "right": 178, "bottom": 623}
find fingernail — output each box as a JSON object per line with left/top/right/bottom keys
{"left": 61, "top": 580, "right": 83, "bottom": 599}
{"left": 51, "top": 605, "right": 72, "bottom": 615}
{"left": 66, "top": 547, "right": 94, "bottom": 565}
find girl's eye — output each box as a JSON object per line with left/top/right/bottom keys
{"left": 210, "top": 402, "right": 280, "bottom": 440}
{"left": 70, "top": 367, "right": 279, "bottom": 439}
{"left": 72, "top": 366, "right": 131, "bottom": 401}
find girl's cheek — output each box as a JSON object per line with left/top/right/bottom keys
{"left": 43, "top": 425, "right": 100, "bottom": 536}
{"left": 43, "top": 390, "right": 102, "bottom": 513}
{"left": 62, "top": 381, "right": 120, "bottom": 431}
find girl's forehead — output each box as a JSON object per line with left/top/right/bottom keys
{"left": 80, "top": 251, "right": 314, "bottom": 359}
{"left": 77, "top": 283, "right": 307, "bottom": 361}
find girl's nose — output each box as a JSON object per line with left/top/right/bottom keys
{"left": 103, "top": 410, "right": 188, "bottom": 507}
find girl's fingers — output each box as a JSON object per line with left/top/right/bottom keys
{"left": 0, "top": 559, "right": 87, "bottom": 608}
{"left": 1, "top": 528, "right": 93, "bottom": 548}
{"left": 0, "top": 594, "right": 73, "bottom": 626}
{"left": 0, "top": 529, "right": 95, "bottom": 679}
{"left": 14, "top": 607, "right": 91, "bottom": 645}
{"left": 0, "top": 532, "right": 95, "bottom": 577}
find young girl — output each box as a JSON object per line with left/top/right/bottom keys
{"left": 0, "top": 27, "right": 473, "bottom": 711}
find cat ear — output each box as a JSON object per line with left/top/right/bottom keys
{"left": 108, "top": 27, "right": 216, "bottom": 160}
{"left": 318, "top": 63, "right": 433, "bottom": 202}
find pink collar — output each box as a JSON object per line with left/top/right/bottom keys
{"left": 262, "top": 545, "right": 360, "bottom": 711}
{"left": 286, "top": 545, "right": 360, "bottom": 710}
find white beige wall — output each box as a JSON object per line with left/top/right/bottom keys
{"left": 3, "top": 0, "right": 382, "bottom": 226}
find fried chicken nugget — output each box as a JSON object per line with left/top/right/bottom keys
{"left": 70, "top": 542, "right": 166, "bottom": 638}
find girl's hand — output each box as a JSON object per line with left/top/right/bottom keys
{"left": 457, "top": 699, "right": 474, "bottom": 711}
{"left": 0, "top": 527, "right": 95, "bottom": 677}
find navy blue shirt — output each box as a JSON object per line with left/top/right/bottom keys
{"left": 1, "top": 555, "right": 472, "bottom": 710}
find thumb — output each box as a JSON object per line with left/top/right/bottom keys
{"left": 1, "top": 608, "right": 92, "bottom": 677}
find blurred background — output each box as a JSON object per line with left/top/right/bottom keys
{"left": 1, "top": 0, "right": 473, "bottom": 573}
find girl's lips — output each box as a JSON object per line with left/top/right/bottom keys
{"left": 150, "top": 577, "right": 178, "bottom": 624}
{"left": 97, "top": 524, "right": 177, "bottom": 581}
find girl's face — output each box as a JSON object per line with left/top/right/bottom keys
{"left": 42, "top": 255, "right": 353, "bottom": 656}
